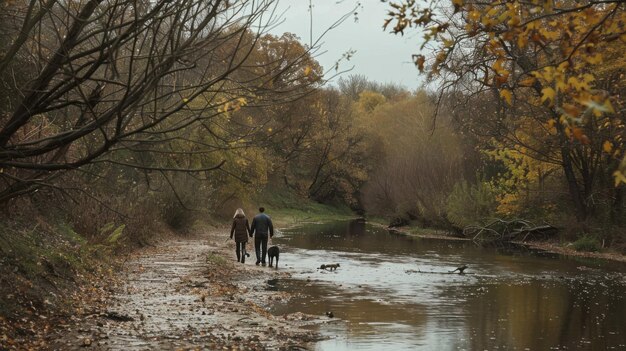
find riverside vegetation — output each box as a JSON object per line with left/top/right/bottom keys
{"left": 2, "top": 0, "right": 626, "bottom": 348}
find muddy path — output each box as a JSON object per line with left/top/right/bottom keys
{"left": 50, "top": 228, "right": 324, "bottom": 350}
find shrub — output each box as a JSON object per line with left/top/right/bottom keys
{"left": 446, "top": 180, "right": 498, "bottom": 227}
{"left": 572, "top": 234, "right": 601, "bottom": 252}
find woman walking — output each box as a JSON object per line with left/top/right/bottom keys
{"left": 230, "top": 208, "right": 251, "bottom": 263}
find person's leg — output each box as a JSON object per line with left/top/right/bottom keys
{"left": 261, "top": 236, "right": 268, "bottom": 265}
{"left": 254, "top": 236, "right": 261, "bottom": 265}
{"left": 235, "top": 241, "right": 241, "bottom": 262}
{"left": 240, "top": 241, "right": 246, "bottom": 263}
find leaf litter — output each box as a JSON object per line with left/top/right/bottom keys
{"left": 41, "top": 228, "right": 325, "bottom": 350}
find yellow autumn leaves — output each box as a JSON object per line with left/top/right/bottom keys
{"left": 500, "top": 89, "right": 512, "bottom": 105}
{"left": 385, "top": 0, "right": 626, "bottom": 186}
{"left": 217, "top": 97, "right": 248, "bottom": 115}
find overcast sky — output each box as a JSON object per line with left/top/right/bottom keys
{"left": 267, "top": 1, "right": 425, "bottom": 89}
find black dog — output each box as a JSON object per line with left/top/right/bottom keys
{"left": 319, "top": 263, "right": 340, "bottom": 271}
{"left": 267, "top": 246, "right": 279, "bottom": 268}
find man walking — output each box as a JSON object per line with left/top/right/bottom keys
{"left": 249, "top": 207, "right": 274, "bottom": 266}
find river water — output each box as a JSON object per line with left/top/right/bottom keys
{"left": 267, "top": 220, "right": 626, "bottom": 350}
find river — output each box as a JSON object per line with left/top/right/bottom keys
{"left": 267, "top": 220, "right": 626, "bottom": 350}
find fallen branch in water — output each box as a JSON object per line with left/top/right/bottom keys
{"left": 463, "top": 219, "right": 558, "bottom": 244}
{"left": 405, "top": 269, "right": 475, "bottom": 275}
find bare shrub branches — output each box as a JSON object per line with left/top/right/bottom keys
{"left": 0, "top": 0, "right": 322, "bottom": 203}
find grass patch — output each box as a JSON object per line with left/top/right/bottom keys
{"left": 405, "top": 226, "right": 439, "bottom": 236}
{"left": 0, "top": 217, "right": 117, "bottom": 319}
{"left": 366, "top": 216, "right": 389, "bottom": 226}
{"left": 205, "top": 252, "right": 228, "bottom": 266}
{"left": 271, "top": 205, "right": 354, "bottom": 227}
{"left": 572, "top": 234, "right": 601, "bottom": 252}
{"left": 255, "top": 185, "right": 356, "bottom": 227}
{"left": 58, "top": 222, "right": 87, "bottom": 244}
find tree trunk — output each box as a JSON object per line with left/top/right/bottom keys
{"left": 555, "top": 122, "right": 588, "bottom": 221}
{"left": 516, "top": 55, "right": 590, "bottom": 221}
{"left": 610, "top": 185, "right": 624, "bottom": 224}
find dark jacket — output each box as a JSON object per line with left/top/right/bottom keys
{"left": 230, "top": 214, "right": 250, "bottom": 242}
{"left": 250, "top": 213, "right": 274, "bottom": 237}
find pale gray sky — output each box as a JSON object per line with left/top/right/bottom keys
{"left": 268, "top": 0, "right": 425, "bottom": 88}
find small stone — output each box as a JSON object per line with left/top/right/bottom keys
{"left": 81, "top": 338, "right": 92, "bottom": 347}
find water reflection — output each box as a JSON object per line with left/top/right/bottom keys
{"left": 270, "top": 220, "right": 626, "bottom": 350}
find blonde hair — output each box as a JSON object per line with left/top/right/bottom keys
{"left": 233, "top": 208, "right": 245, "bottom": 218}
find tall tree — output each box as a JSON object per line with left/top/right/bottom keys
{"left": 385, "top": 0, "right": 626, "bottom": 220}
{"left": 0, "top": 0, "right": 319, "bottom": 204}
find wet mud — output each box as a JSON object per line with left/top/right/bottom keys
{"left": 50, "top": 228, "right": 326, "bottom": 350}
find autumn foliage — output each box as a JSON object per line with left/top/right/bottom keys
{"left": 385, "top": 0, "right": 626, "bottom": 221}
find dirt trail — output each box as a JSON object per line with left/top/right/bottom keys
{"left": 50, "top": 228, "right": 323, "bottom": 350}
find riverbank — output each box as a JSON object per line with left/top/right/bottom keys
{"left": 370, "top": 220, "right": 626, "bottom": 263}
{"left": 0, "top": 199, "right": 350, "bottom": 350}
{"left": 516, "top": 241, "right": 626, "bottom": 263}
{"left": 0, "top": 217, "right": 120, "bottom": 350}
{"left": 4, "top": 210, "right": 623, "bottom": 349}
{"left": 41, "top": 225, "right": 325, "bottom": 350}
{"left": 368, "top": 220, "right": 469, "bottom": 241}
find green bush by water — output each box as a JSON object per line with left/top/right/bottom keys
{"left": 572, "top": 234, "right": 601, "bottom": 252}
{"left": 446, "top": 180, "right": 498, "bottom": 227}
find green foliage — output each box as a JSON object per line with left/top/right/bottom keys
{"left": 0, "top": 211, "right": 128, "bottom": 351}
{"left": 99, "top": 223, "right": 116, "bottom": 237}
{"left": 264, "top": 88, "right": 369, "bottom": 205}
{"left": 206, "top": 252, "right": 228, "bottom": 267}
{"left": 356, "top": 90, "right": 386, "bottom": 112}
{"left": 106, "top": 224, "right": 126, "bottom": 244}
{"left": 0, "top": 221, "right": 89, "bottom": 275}
{"left": 572, "top": 235, "right": 602, "bottom": 252}
{"left": 271, "top": 205, "right": 354, "bottom": 227}
{"left": 253, "top": 184, "right": 354, "bottom": 227}
{"left": 58, "top": 223, "right": 86, "bottom": 244}
{"left": 446, "top": 180, "right": 498, "bottom": 227}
